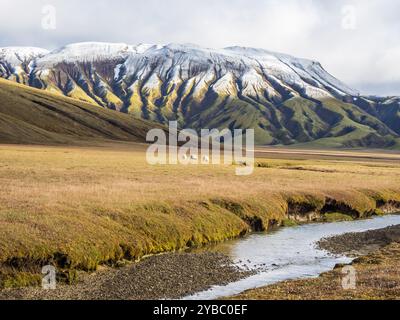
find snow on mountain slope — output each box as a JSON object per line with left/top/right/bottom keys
{"left": 4, "top": 42, "right": 398, "bottom": 147}
{"left": 225, "top": 46, "right": 359, "bottom": 96}
{"left": 0, "top": 42, "right": 358, "bottom": 101}
{"left": 0, "top": 47, "right": 49, "bottom": 82}
{"left": 0, "top": 47, "right": 49, "bottom": 66}
{"left": 36, "top": 42, "right": 136, "bottom": 67}
{"left": 117, "top": 43, "right": 358, "bottom": 101}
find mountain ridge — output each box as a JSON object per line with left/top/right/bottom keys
{"left": 0, "top": 42, "right": 399, "bottom": 148}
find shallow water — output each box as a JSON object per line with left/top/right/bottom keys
{"left": 184, "top": 214, "right": 400, "bottom": 300}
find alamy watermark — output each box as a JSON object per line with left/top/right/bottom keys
{"left": 41, "top": 4, "right": 57, "bottom": 30}
{"left": 146, "top": 122, "right": 255, "bottom": 176}
{"left": 42, "top": 265, "right": 57, "bottom": 290}
{"left": 341, "top": 265, "right": 357, "bottom": 290}
{"left": 341, "top": 5, "right": 357, "bottom": 30}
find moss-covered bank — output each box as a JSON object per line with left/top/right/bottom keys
{"left": 1, "top": 188, "right": 400, "bottom": 288}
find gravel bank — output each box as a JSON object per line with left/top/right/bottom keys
{"left": 0, "top": 252, "right": 253, "bottom": 300}
{"left": 318, "top": 224, "right": 400, "bottom": 256}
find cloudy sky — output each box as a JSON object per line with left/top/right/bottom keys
{"left": 1, "top": 0, "right": 399, "bottom": 95}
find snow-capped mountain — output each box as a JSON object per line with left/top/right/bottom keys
{"left": 0, "top": 47, "right": 49, "bottom": 83}
{"left": 0, "top": 42, "right": 399, "bottom": 147}
{"left": 0, "top": 42, "right": 357, "bottom": 101}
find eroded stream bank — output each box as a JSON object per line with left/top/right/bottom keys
{"left": 1, "top": 188, "right": 400, "bottom": 289}
{"left": 1, "top": 214, "right": 399, "bottom": 300}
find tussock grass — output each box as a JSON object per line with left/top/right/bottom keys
{"left": 0, "top": 144, "right": 400, "bottom": 287}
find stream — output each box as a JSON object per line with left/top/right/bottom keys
{"left": 185, "top": 214, "right": 400, "bottom": 300}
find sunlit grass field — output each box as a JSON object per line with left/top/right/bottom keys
{"left": 1, "top": 143, "right": 400, "bottom": 287}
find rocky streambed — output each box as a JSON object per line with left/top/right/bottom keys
{"left": 318, "top": 224, "right": 400, "bottom": 256}
{"left": 0, "top": 252, "right": 252, "bottom": 300}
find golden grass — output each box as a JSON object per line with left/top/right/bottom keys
{"left": 0, "top": 143, "right": 400, "bottom": 287}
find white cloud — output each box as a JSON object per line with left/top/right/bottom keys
{"left": 0, "top": 0, "right": 399, "bottom": 95}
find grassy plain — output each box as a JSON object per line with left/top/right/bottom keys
{"left": 0, "top": 143, "right": 400, "bottom": 287}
